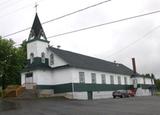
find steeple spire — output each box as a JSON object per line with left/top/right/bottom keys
{"left": 28, "top": 13, "right": 48, "bottom": 42}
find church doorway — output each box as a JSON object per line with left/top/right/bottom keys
{"left": 25, "top": 73, "right": 34, "bottom": 89}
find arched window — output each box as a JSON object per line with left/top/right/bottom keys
{"left": 50, "top": 53, "right": 54, "bottom": 65}
{"left": 30, "top": 53, "right": 34, "bottom": 64}
{"left": 41, "top": 52, "right": 45, "bottom": 63}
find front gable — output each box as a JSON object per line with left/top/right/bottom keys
{"left": 48, "top": 49, "right": 68, "bottom": 68}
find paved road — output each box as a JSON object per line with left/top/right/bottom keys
{"left": 0, "top": 96, "right": 160, "bottom": 115}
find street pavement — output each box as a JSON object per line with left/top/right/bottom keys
{"left": 0, "top": 96, "right": 160, "bottom": 115}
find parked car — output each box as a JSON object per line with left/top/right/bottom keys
{"left": 112, "top": 90, "right": 129, "bottom": 98}
{"left": 128, "top": 89, "right": 136, "bottom": 97}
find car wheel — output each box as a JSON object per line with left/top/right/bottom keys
{"left": 113, "top": 96, "right": 116, "bottom": 98}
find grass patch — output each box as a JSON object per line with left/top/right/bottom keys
{"left": 155, "top": 92, "right": 160, "bottom": 96}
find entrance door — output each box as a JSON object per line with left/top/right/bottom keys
{"left": 25, "top": 73, "right": 33, "bottom": 89}
{"left": 87, "top": 91, "right": 93, "bottom": 100}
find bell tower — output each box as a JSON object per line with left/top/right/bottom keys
{"left": 26, "top": 13, "right": 49, "bottom": 65}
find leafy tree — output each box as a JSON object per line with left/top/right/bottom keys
{"left": 0, "top": 37, "right": 27, "bottom": 89}
{"left": 155, "top": 79, "right": 160, "bottom": 91}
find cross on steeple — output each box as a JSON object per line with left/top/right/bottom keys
{"left": 35, "top": 2, "right": 38, "bottom": 13}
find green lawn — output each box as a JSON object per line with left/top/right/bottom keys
{"left": 155, "top": 92, "right": 160, "bottom": 96}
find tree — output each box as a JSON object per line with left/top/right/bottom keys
{"left": 0, "top": 37, "right": 27, "bottom": 89}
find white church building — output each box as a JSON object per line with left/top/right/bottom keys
{"left": 21, "top": 13, "right": 155, "bottom": 100}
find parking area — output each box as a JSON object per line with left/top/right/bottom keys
{"left": 0, "top": 96, "right": 160, "bottom": 115}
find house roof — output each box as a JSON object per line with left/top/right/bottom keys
{"left": 49, "top": 47, "right": 134, "bottom": 76}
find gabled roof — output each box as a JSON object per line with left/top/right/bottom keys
{"left": 28, "top": 13, "right": 48, "bottom": 43}
{"left": 49, "top": 47, "right": 134, "bottom": 76}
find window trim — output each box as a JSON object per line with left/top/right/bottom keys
{"left": 118, "top": 76, "right": 121, "bottom": 85}
{"left": 124, "top": 77, "right": 127, "bottom": 85}
{"left": 91, "top": 73, "right": 96, "bottom": 84}
{"left": 50, "top": 53, "right": 54, "bottom": 65}
{"left": 79, "top": 72, "right": 85, "bottom": 83}
{"left": 101, "top": 74, "right": 106, "bottom": 84}
{"left": 30, "top": 53, "right": 34, "bottom": 64}
{"left": 41, "top": 52, "right": 45, "bottom": 63}
{"left": 110, "top": 75, "right": 114, "bottom": 84}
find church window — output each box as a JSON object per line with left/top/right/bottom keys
{"left": 79, "top": 72, "right": 85, "bottom": 83}
{"left": 41, "top": 52, "right": 45, "bottom": 63}
{"left": 30, "top": 53, "right": 34, "bottom": 64}
{"left": 124, "top": 77, "right": 127, "bottom": 85}
{"left": 50, "top": 53, "right": 54, "bottom": 65}
{"left": 118, "top": 76, "right": 121, "bottom": 84}
{"left": 91, "top": 73, "right": 96, "bottom": 84}
{"left": 101, "top": 74, "right": 106, "bottom": 84}
{"left": 110, "top": 75, "right": 114, "bottom": 84}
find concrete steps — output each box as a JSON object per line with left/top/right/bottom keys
{"left": 17, "top": 89, "right": 37, "bottom": 99}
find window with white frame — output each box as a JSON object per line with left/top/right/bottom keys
{"left": 110, "top": 75, "right": 114, "bottom": 84}
{"left": 30, "top": 53, "right": 34, "bottom": 64}
{"left": 124, "top": 77, "right": 127, "bottom": 85}
{"left": 41, "top": 52, "right": 45, "bottom": 63}
{"left": 50, "top": 53, "right": 54, "bottom": 65}
{"left": 101, "top": 74, "right": 106, "bottom": 84}
{"left": 118, "top": 76, "right": 121, "bottom": 84}
{"left": 91, "top": 73, "right": 96, "bottom": 84}
{"left": 79, "top": 72, "right": 85, "bottom": 83}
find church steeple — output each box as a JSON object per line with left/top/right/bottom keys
{"left": 28, "top": 13, "right": 48, "bottom": 43}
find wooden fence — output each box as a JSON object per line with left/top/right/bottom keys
{"left": 4, "top": 85, "right": 25, "bottom": 97}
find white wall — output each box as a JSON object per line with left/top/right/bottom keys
{"left": 135, "top": 77, "right": 153, "bottom": 85}
{"left": 52, "top": 68, "right": 72, "bottom": 85}
{"left": 73, "top": 92, "right": 88, "bottom": 100}
{"left": 136, "top": 88, "right": 151, "bottom": 96}
{"left": 93, "top": 91, "right": 113, "bottom": 99}
{"left": 136, "top": 77, "right": 144, "bottom": 84}
{"left": 48, "top": 50, "right": 68, "bottom": 68}
{"left": 34, "top": 70, "right": 53, "bottom": 85}
{"left": 71, "top": 68, "right": 132, "bottom": 85}
{"left": 27, "top": 40, "right": 48, "bottom": 59}
{"left": 145, "top": 78, "right": 152, "bottom": 85}
{"left": 35, "top": 68, "right": 72, "bottom": 85}
{"left": 21, "top": 73, "right": 26, "bottom": 85}
{"left": 21, "top": 68, "right": 73, "bottom": 86}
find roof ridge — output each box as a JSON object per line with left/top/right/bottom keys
{"left": 49, "top": 46, "right": 134, "bottom": 75}
{"left": 49, "top": 46, "right": 120, "bottom": 65}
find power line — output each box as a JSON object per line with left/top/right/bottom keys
{"left": 42, "top": 0, "right": 111, "bottom": 25}
{"left": 0, "top": 0, "right": 45, "bottom": 20}
{"left": 0, "top": 3, "right": 33, "bottom": 19}
{"left": 13, "top": 24, "right": 160, "bottom": 48}
{"left": 106, "top": 25, "right": 160, "bottom": 58}
{"left": 4, "top": 9, "right": 160, "bottom": 38}
{"left": 47, "top": 9, "right": 160, "bottom": 38}
{"left": 3, "top": 0, "right": 111, "bottom": 38}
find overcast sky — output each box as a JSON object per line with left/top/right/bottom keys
{"left": 0, "top": 0, "right": 160, "bottom": 78}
